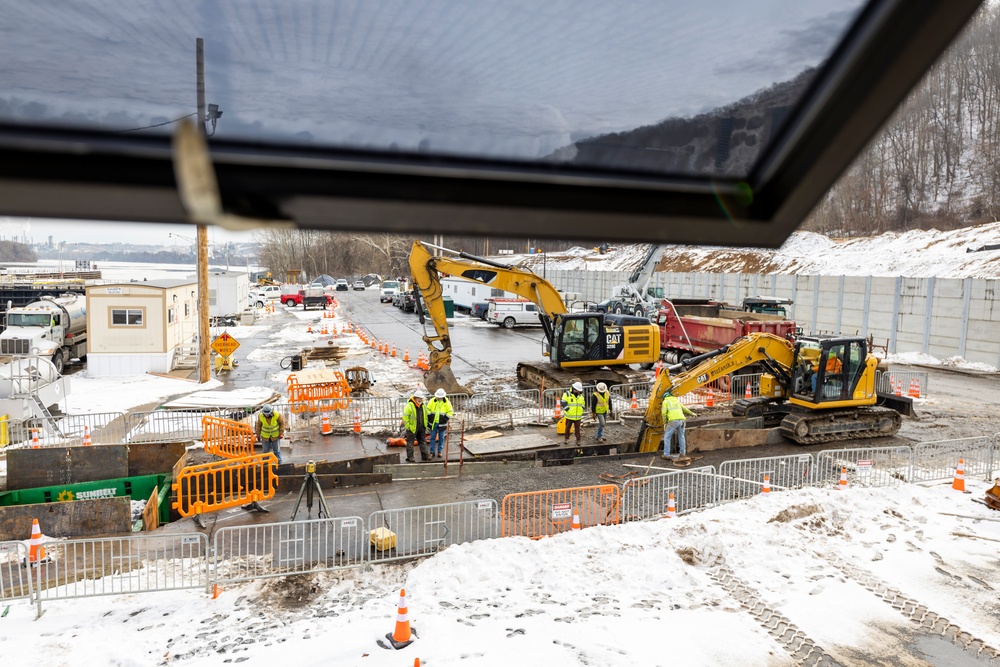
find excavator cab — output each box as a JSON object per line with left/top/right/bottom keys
{"left": 789, "top": 336, "right": 875, "bottom": 409}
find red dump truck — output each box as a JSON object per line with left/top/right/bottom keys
{"left": 656, "top": 298, "right": 798, "bottom": 364}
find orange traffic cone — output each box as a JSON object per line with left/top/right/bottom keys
{"left": 82, "top": 425, "right": 92, "bottom": 446}
{"left": 571, "top": 511, "right": 581, "bottom": 530}
{"left": 705, "top": 387, "right": 715, "bottom": 408}
{"left": 666, "top": 492, "right": 676, "bottom": 518}
{"left": 27, "top": 518, "right": 46, "bottom": 565}
{"left": 353, "top": 408, "right": 362, "bottom": 434}
{"left": 894, "top": 378, "right": 902, "bottom": 396}
{"left": 321, "top": 411, "right": 333, "bottom": 436}
{"left": 838, "top": 467, "right": 848, "bottom": 490}
{"left": 212, "top": 584, "right": 222, "bottom": 599}
{"left": 952, "top": 458, "right": 966, "bottom": 492}
{"left": 321, "top": 323, "right": 328, "bottom": 335}
{"left": 553, "top": 399, "right": 563, "bottom": 420}
{"left": 385, "top": 588, "right": 415, "bottom": 649}
{"left": 913, "top": 378, "right": 922, "bottom": 398}
{"left": 31, "top": 428, "right": 39, "bottom": 448}
{"left": 630, "top": 391, "right": 638, "bottom": 409}
{"left": 744, "top": 382, "right": 752, "bottom": 400}
{"left": 403, "top": 347, "right": 410, "bottom": 363}
{"left": 761, "top": 474, "right": 771, "bottom": 494}
{"left": 307, "top": 324, "right": 313, "bottom": 334}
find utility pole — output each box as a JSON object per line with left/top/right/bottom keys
{"left": 196, "top": 38, "right": 211, "bottom": 383}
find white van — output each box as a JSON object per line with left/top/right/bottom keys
{"left": 487, "top": 299, "right": 541, "bottom": 328}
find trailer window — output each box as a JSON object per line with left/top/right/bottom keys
{"left": 111, "top": 308, "right": 144, "bottom": 326}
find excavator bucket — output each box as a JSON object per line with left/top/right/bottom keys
{"left": 424, "top": 365, "right": 473, "bottom": 397}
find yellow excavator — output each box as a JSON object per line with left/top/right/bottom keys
{"left": 409, "top": 240, "right": 661, "bottom": 395}
{"left": 629, "top": 332, "right": 911, "bottom": 452}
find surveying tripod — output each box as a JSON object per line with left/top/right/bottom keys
{"left": 291, "top": 460, "right": 331, "bottom": 520}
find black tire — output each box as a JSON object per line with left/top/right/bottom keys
{"left": 284, "top": 298, "right": 296, "bottom": 307}
{"left": 633, "top": 305, "right": 645, "bottom": 317}
{"left": 255, "top": 301, "right": 265, "bottom": 309}
{"left": 613, "top": 304, "right": 624, "bottom": 315}
{"left": 52, "top": 350, "right": 65, "bottom": 374}
{"left": 503, "top": 317, "right": 516, "bottom": 329}
{"left": 79, "top": 354, "right": 87, "bottom": 363}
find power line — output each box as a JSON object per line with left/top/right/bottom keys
{"left": 112, "top": 113, "right": 197, "bottom": 133}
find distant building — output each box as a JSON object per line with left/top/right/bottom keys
{"left": 85, "top": 280, "right": 197, "bottom": 376}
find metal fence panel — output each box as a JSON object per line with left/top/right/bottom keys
{"left": 0, "top": 541, "right": 33, "bottom": 602}
{"left": 5, "top": 412, "right": 127, "bottom": 447}
{"left": 368, "top": 500, "right": 499, "bottom": 565}
{"left": 610, "top": 382, "right": 652, "bottom": 411}
{"left": 449, "top": 390, "right": 541, "bottom": 429}
{"left": 911, "top": 437, "right": 994, "bottom": 483}
{"left": 812, "top": 446, "right": 913, "bottom": 489}
{"left": 213, "top": 516, "right": 366, "bottom": 585}
{"left": 620, "top": 466, "right": 718, "bottom": 520}
{"left": 718, "top": 454, "right": 815, "bottom": 503}
{"left": 33, "top": 533, "right": 210, "bottom": 602}
{"left": 876, "top": 370, "right": 929, "bottom": 397}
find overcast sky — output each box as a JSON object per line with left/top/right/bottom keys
{"left": 0, "top": 217, "right": 256, "bottom": 246}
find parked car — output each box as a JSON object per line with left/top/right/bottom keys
{"left": 336, "top": 279, "right": 349, "bottom": 291}
{"left": 400, "top": 291, "right": 416, "bottom": 312}
{"left": 379, "top": 280, "right": 400, "bottom": 303}
{"left": 471, "top": 301, "right": 490, "bottom": 320}
{"left": 250, "top": 284, "right": 282, "bottom": 307}
{"left": 352, "top": 280, "right": 366, "bottom": 290}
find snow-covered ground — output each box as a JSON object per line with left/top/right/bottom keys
{"left": 2, "top": 480, "right": 997, "bottom": 666}
{"left": 506, "top": 222, "right": 1000, "bottom": 279}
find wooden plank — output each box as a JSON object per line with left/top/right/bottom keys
{"left": 6, "top": 446, "right": 128, "bottom": 490}
{"left": 462, "top": 433, "right": 554, "bottom": 456}
{"left": 128, "top": 441, "right": 187, "bottom": 477}
{"left": 464, "top": 430, "right": 505, "bottom": 441}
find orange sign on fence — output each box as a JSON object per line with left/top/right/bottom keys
{"left": 500, "top": 484, "right": 621, "bottom": 539}
{"left": 171, "top": 453, "right": 279, "bottom": 518}
{"left": 202, "top": 415, "right": 256, "bottom": 459}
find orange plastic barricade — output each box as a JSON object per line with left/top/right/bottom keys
{"left": 202, "top": 416, "right": 256, "bottom": 459}
{"left": 500, "top": 485, "right": 620, "bottom": 539}
{"left": 171, "top": 453, "right": 279, "bottom": 518}
{"left": 286, "top": 373, "right": 351, "bottom": 413}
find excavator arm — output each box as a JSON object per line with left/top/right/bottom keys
{"left": 631, "top": 332, "right": 796, "bottom": 453}
{"left": 408, "top": 240, "right": 568, "bottom": 395}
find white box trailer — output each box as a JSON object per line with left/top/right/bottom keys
{"left": 440, "top": 277, "right": 516, "bottom": 311}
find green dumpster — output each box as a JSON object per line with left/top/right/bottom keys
{"left": 442, "top": 296, "right": 455, "bottom": 318}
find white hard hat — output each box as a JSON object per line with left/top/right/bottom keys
{"left": 572, "top": 382, "right": 583, "bottom": 392}
{"left": 434, "top": 388, "right": 447, "bottom": 399}
{"left": 261, "top": 404, "right": 274, "bottom": 415}
{"left": 596, "top": 382, "right": 607, "bottom": 392}
{"left": 413, "top": 390, "right": 426, "bottom": 399}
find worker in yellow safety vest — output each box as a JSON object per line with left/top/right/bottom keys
{"left": 254, "top": 404, "right": 284, "bottom": 465}
{"left": 661, "top": 391, "right": 694, "bottom": 460}
{"left": 590, "top": 382, "right": 613, "bottom": 443}
{"left": 561, "top": 382, "right": 586, "bottom": 444}
{"left": 426, "top": 388, "right": 455, "bottom": 459}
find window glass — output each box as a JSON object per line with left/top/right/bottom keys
{"left": 0, "top": 1, "right": 865, "bottom": 179}
{"left": 112, "top": 308, "right": 143, "bottom": 326}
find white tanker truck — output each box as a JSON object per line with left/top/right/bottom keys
{"left": 0, "top": 294, "right": 87, "bottom": 374}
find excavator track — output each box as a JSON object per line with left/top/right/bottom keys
{"left": 516, "top": 362, "right": 649, "bottom": 390}
{"left": 779, "top": 406, "right": 902, "bottom": 445}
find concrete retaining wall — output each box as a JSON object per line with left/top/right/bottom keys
{"left": 544, "top": 269, "right": 1000, "bottom": 367}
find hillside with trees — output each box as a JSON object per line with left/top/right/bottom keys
{"left": 0, "top": 240, "right": 36, "bottom": 262}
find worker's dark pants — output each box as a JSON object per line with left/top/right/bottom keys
{"left": 564, "top": 419, "right": 582, "bottom": 442}
{"left": 406, "top": 431, "right": 430, "bottom": 461}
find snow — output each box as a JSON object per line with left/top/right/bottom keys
{"left": 62, "top": 374, "right": 222, "bottom": 414}
{"left": 2, "top": 481, "right": 998, "bottom": 665}
{"left": 506, "top": 222, "right": 1000, "bottom": 279}
{"left": 885, "top": 351, "right": 999, "bottom": 373}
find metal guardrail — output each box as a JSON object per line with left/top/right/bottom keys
{"left": 3, "top": 412, "right": 127, "bottom": 448}
{"left": 620, "top": 467, "right": 718, "bottom": 520}
{"left": 213, "top": 516, "right": 367, "bottom": 585}
{"left": 911, "top": 436, "right": 995, "bottom": 483}
{"left": 812, "top": 446, "right": 914, "bottom": 488}
{"left": 718, "top": 454, "right": 815, "bottom": 502}
{"left": 0, "top": 541, "right": 33, "bottom": 603}
{"left": 32, "top": 533, "right": 210, "bottom": 606}
{"left": 368, "top": 500, "right": 500, "bottom": 565}
{"left": 876, "top": 370, "right": 929, "bottom": 397}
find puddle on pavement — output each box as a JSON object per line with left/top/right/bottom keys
{"left": 911, "top": 634, "right": 986, "bottom": 666}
